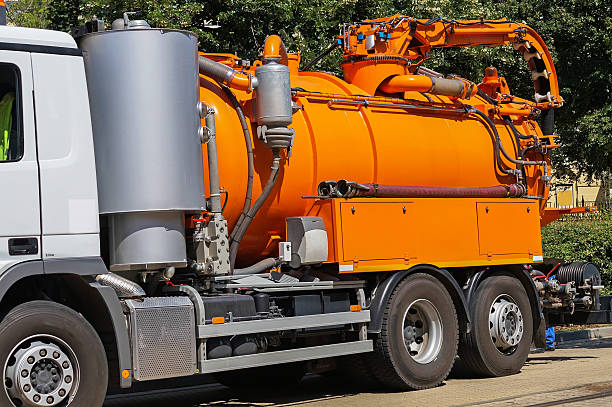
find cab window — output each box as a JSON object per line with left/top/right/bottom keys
{"left": 0, "top": 63, "right": 22, "bottom": 162}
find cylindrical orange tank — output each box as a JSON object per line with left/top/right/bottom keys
{"left": 199, "top": 55, "right": 545, "bottom": 265}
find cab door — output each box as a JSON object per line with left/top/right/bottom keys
{"left": 0, "top": 50, "right": 41, "bottom": 273}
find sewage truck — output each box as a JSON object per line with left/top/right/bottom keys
{"left": 0, "top": 13, "right": 609, "bottom": 407}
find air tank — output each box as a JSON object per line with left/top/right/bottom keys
{"left": 199, "top": 54, "right": 549, "bottom": 266}
{"left": 80, "top": 25, "right": 205, "bottom": 271}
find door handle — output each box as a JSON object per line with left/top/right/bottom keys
{"left": 8, "top": 238, "right": 39, "bottom": 255}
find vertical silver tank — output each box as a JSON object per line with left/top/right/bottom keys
{"left": 80, "top": 26, "right": 205, "bottom": 271}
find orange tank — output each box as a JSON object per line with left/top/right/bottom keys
{"left": 199, "top": 52, "right": 548, "bottom": 265}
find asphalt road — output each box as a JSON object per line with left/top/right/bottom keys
{"left": 105, "top": 337, "right": 612, "bottom": 407}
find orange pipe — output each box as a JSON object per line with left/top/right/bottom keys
{"left": 379, "top": 75, "right": 433, "bottom": 93}
{"left": 263, "top": 35, "right": 289, "bottom": 65}
{"left": 198, "top": 55, "right": 254, "bottom": 91}
{"left": 380, "top": 74, "right": 477, "bottom": 98}
{"left": 226, "top": 73, "right": 252, "bottom": 91}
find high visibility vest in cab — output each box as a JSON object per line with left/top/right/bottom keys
{"left": 0, "top": 91, "right": 15, "bottom": 161}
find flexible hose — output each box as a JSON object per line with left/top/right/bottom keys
{"left": 229, "top": 151, "right": 282, "bottom": 269}
{"left": 469, "top": 106, "right": 550, "bottom": 186}
{"left": 219, "top": 85, "right": 255, "bottom": 245}
{"left": 335, "top": 181, "right": 525, "bottom": 199}
{"left": 233, "top": 257, "right": 281, "bottom": 276}
{"left": 95, "top": 273, "right": 146, "bottom": 298}
{"left": 466, "top": 106, "right": 521, "bottom": 177}
{"left": 199, "top": 56, "right": 254, "bottom": 91}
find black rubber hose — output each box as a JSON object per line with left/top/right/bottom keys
{"left": 229, "top": 151, "right": 282, "bottom": 269}
{"left": 540, "top": 108, "right": 554, "bottom": 135}
{"left": 469, "top": 106, "right": 549, "bottom": 183}
{"left": 219, "top": 85, "right": 255, "bottom": 245}
{"left": 466, "top": 106, "right": 520, "bottom": 177}
{"left": 233, "top": 258, "right": 281, "bottom": 276}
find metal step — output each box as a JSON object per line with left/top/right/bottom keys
{"left": 199, "top": 340, "right": 373, "bottom": 373}
{"left": 196, "top": 310, "right": 370, "bottom": 338}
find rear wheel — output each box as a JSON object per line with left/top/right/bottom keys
{"left": 459, "top": 274, "right": 533, "bottom": 377}
{"left": 367, "top": 273, "right": 458, "bottom": 390}
{"left": 1, "top": 301, "right": 108, "bottom": 407}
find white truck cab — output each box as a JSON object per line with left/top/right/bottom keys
{"left": 0, "top": 27, "right": 99, "bottom": 274}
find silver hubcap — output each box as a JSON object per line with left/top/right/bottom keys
{"left": 402, "top": 299, "right": 443, "bottom": 364}
{"left": 489, "top": 295, "right": 524, "bottom": 352}
{"left": 4, "top": 336, "right": 79, "bottom": 407}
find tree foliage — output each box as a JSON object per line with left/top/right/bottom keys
{"left": 6, "top": 0, "right": 50, "bottom": 28}
{"left": 7, "top": 0, "right": 612, "bottom": 177}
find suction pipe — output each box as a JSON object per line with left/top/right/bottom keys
{"left": 379, "top": 75, "right": 478, "bottom": 98}
{"left": 198, "top": 56, "right": 257, "bottom": 91}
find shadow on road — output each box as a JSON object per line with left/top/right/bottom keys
{"left": 105, "top": 375, "right": 371, "bottom": 407}
{"left": 104, "top": 337, "right": 612, "bottom": 407}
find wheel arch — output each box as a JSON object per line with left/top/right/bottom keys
{"left": 367, "top": 264, "right": 471, "bottom": 335}
{"left": 0, "top": 258, "right": 132, "bottom": 389}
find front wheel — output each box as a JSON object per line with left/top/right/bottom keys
{"left": 459, "top": 274, "right": 533, "bottom": 377}
{"left": 367, "top": 273, "right": 458, "bottom": 390}
{"left": 1, "top": 301, "right": 108, "bottom": 407}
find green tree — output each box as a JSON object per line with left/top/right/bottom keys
{"left": 47, "top": 0, "right": 80, "bottom": 32}
{"left": 7, "top": 0, "right": 50, "bottom": 28}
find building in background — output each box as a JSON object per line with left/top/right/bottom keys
{"left": 547, "top": 174, "right": 611, "bottom": 209}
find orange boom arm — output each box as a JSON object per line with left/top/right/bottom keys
{"left": 339, "top": 15, "right": 562, "bottom": 109}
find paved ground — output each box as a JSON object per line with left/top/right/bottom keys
{"left": 105, "top": 337, "right": 612, "bottom": 407}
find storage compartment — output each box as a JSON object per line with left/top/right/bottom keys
{"left": 340, "top": 201, "right": 413, "bottom": 261}
{"left": 476, "top": 202, "right": 541, "bottom": 256}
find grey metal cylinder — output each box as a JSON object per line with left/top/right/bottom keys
{"left": 80, "top": 28, "right": 205, "bottom": 214}
{"left": 79, "top": 27, "right": 205, "bottom": 271}
{"left": 109, "top": 211, "right": 187, "bottom": 271}
{"left": 254, "top": 62, "right": 292, "bottom": 127}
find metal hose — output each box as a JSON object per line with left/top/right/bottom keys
{"left": 95, "top": 273, "right": 146, "bottom": 298}
{"left": 229, "top": 151, "right": 282, "bottom": 269}
{"left": 198, "top": 56, "right": 256, "bottom": 91}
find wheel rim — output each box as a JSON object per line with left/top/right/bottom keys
{"left": 489, "top": 294, "right": 524, "bottom": 354}
{"left": 402, "top": 299, "right": 443, "bottom": 364}
{"left": 4, "top": 335, "right": 80, "bottom": 407}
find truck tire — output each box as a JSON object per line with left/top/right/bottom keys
{"left": 1, "top": 301, "right": 108, "bottom": 407}
{"left": 459, "top": 274, "right": 533, "bottom": 377}
{"left": 366, "top": 273, "right": 458, "bottom": 390}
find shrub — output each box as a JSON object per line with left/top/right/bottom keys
{"left": 541, "top": 211, "right": 612, "bottom": 294}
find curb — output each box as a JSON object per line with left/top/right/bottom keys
{"left": 556, "top": 326, "right": 612, "bottom": 345}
